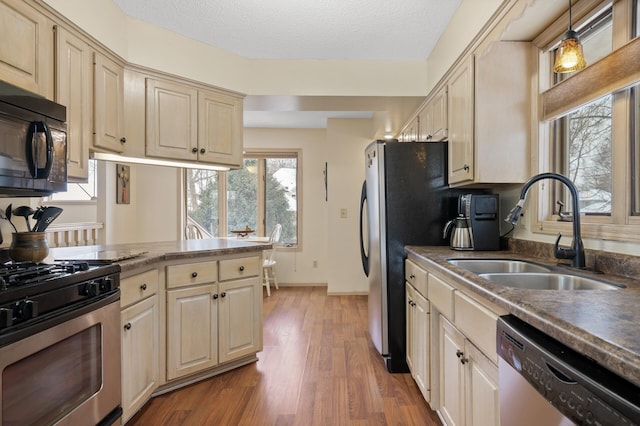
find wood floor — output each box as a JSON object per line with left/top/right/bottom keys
{"left": 128, "top": 286, "right": 442, "bottom": 425}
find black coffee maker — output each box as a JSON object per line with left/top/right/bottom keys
{"left": 458, "top": 194, "right": 500, "bottom": 251}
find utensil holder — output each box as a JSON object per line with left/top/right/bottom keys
{"left": 10, "top": 232, "right": 49, "bottom": 263}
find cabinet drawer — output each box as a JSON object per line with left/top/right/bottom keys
{"left": 219, "top": 256, "right": 261, "bottom": 281}
{"left": 167, "top": 260, "right": 218, "bottom": 289}
{"left": 120, "top": 269, "right": 158, "bottom": 308}
{"left": 405, "top": 260, "right": 427, "bottom": 297}
{"left": 454, "top": 291, "right": 498, "bottom": 363}
{"left": 428, "top": 274, "right": 455, "bottom": 320}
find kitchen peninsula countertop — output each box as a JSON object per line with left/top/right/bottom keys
{"left": 51, "top": 238, "right": 271, "bottom": 274}
{"left": 406, "top": 245, "right": 640, "bottom": 388}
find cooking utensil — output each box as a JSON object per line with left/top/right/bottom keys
{"left": 12, "top": 206, "right": 34, "bottom": 232}
{"left": 4, "top": 204, "right": 17, "bottom": 233}
{"left": 33, "top": 206, "right": 63, "bottom": 232}
{"left": 31, "top": 206, "right": 46, "bottom": 230}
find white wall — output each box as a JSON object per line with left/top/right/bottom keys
{"left": 97, "top": 161, "right": 181, "bottom": 244}
{"left": 326, "top": 118, "right": 374, "bottom": 294}
{"left": 42, "top": 0, "right": 428, "bottom": 97}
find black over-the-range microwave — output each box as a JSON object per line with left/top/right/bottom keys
{"left": 0, "top": 80, "right": 67, "bottom": 196}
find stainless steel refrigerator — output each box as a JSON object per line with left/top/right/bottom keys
{"left": 359, "top": 140, "right": 464, "bottom": 373}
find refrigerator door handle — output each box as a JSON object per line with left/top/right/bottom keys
{"left": 359, "top": 181, "right": 369, "bottom": 276}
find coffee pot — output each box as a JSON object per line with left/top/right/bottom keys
{"left": 442, "top": 215, "right": 473, "bottom": 250}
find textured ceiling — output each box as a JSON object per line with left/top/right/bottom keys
{"left": 111, "top": 0, "right": 462, "bottom": 60}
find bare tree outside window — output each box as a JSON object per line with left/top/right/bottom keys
{"left": 565, "top": 95, "right": 613, "bottom": 213}
{"left": 186, "top": 169, "right": 219, "bottom": 236}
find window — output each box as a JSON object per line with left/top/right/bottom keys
{"left": 552, "top": 8, "right": 613, "bottom": 215}
{"left": 186, "top": 151, "right": 300, "bottom": 246}
{"left": 49, "top": 160, "right": 97, "bottom": 201}
{"left": 536, "top": 0, "right": 640, "bottom": 242}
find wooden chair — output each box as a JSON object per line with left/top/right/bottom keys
{"left": 184, "top": 222, "right": 204, "bottom": 239}
{"left": 263, "top": 224, "right": 282, "bottom": 296}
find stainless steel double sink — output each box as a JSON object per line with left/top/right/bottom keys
{"left": 446, "top": 258, "right": 625, "bottom": 290}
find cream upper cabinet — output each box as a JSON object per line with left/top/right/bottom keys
{"left": 428, "top": 87, "right": 448, "bottom": 142}
{"left": 94, "top": 52, "right": 125, "bottom": 153}
{"left": 145, "top": 77, "right": 198, "bottom": 161}
{"left": 419, "top": 87, "right": 448, "bottom": 142}
{"left": 198, "top": 89, "right": 243, "bottom": 167}
{"left": 447, "top": 55, "right": 475, "bottom": 185}
{"left": 447, "top": 41, "right": 531, "bottom": 186}
{"left": 145, "top": 76, "right": 244, "bottom": 168}
{"left": 55, "top": 26, "right": 92, "bottom": 180}
{"left": 0, "top": 0, "right": 53, "bottom": 98}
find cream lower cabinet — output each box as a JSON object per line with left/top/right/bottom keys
{"left": 166, "top": 255, "right": 262, "bottom": 381}
{"left": 120, "top": 269, "right": 160, "bottom": 423}
{"left": 439, "top": 316, "right": 499, "bottom": 426}
{"left": 218, "top": 256, "right": 263, "bottom": 362}
{"left": 167, "top": 283, "right": 219, "bottom": 380}
{"left": 406, "top": 282, "right": 430, "bottom": 401}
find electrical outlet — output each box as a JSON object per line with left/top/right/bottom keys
{"left": 340, "top": 208, "right": 348, "bottom": 218}
{"left": 313, "top": 260, "right": 318, "bottom": 268}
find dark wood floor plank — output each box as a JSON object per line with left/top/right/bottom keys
{"left": 128, "top": 286, "right": 441, "bottom": 425}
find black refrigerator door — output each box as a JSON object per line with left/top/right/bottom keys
{"left": 359, "top": 181, "right": 369, "bottom": 277}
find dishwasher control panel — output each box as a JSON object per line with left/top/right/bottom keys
{"left": 498, "top": 315, "right": 640, "bottom": 425}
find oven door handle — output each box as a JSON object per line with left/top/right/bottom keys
{"left": 26, "top": 121, "right": 54, "bottom": 179}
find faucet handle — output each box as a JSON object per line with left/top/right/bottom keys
{"left": 554, "top": 233, "right": 576, "bottom": 260}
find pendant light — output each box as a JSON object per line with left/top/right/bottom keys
{"left": 554, "top": 0, "right": 587, "bottom": 73}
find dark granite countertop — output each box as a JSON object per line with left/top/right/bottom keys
{"left": 405, "top": 245, "right": 640, "bottom": 388}
{"left": 50, "top": 238, "right": 271, "bottom": 274}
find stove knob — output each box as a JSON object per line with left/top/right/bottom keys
{"left": 0, "top": 308, "right": 13, "bottom": 328}
{"left": 81, "top": 282, "right": 100, "bottom": 297}
{"left": 18, "top": 300, "right": 38, "bottom": 320}
{"left": 99, "top": 278, "right": 113, "bottom": 292}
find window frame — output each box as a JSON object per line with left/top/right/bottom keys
{"left": 532, "top": 0, "right": 640, "bottom": 243}
{"left": 184, "top": 148, "right": 302, "bottom": 249}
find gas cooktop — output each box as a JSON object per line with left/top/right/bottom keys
{"left": 0, "top": 260, "right": 121, "bottom": 335}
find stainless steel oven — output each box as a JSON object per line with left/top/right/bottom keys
{"left": 0, "top": 261, "right": 122, "bottom": 426}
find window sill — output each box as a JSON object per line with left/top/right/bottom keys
{"left": 537, "top": 219, "right": 640, "bottom": 244}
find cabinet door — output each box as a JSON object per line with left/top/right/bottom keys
{"left": 413, "top": 289, "right": 430, "bottom": 402}
{"left": 418, "top": 107, "right": 430, "bottom": 141}
{"left": 430, "top": 87, "right": 448, "bottom": 142}
{"left": 465, "top": 341, "right": 499, "bottom": 426}
{"left": 145, "top": 78, "right": 198, "bottom": 161}
{"left": 198, "top": 89, "right": 243, "bottom": 167}
{"left": 0, "top": 0, "right": 53, "bottom": 97}
{"left": 121, "top": 295, "right": 159, "bottom": 423}
{"left": 218, "top": 277, "right": 262, "bottom": 363}
{"left": 447, "top": 55, "right": 474, "bottom": 185}
{"left": 94, "top": 52, "right": 124, "bottom": 152}
{"left": 405, "top": 283, "right": 415, "bottom": 373}
{"left": 167, "top": 284, "right": 218, "bottom": 380}
{"left": 439, "top": 316, "right": 466, "bottom": 426}
{"left": 56, "top": 26, "right": 91, "bottom": 180}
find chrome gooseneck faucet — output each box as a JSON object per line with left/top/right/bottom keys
{"left": 505, "top": 172, "right": 585, "bottom": 269}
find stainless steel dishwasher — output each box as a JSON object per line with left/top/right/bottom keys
{"left": 497, "top": 315, "right": 640, "bottom": 425}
